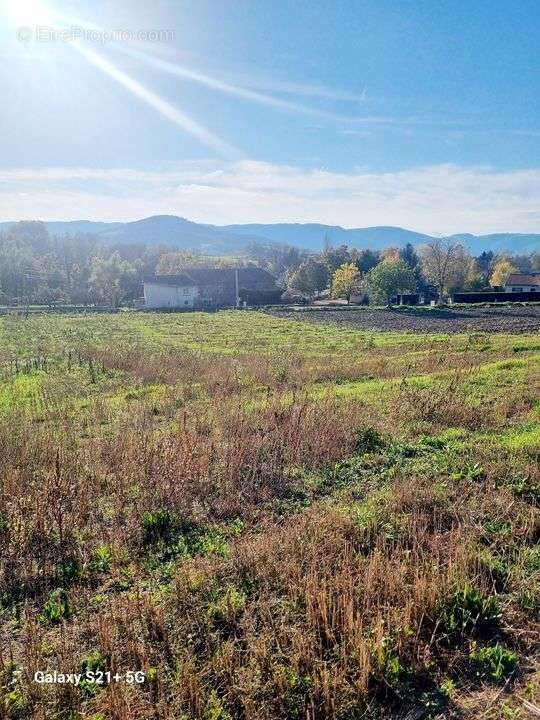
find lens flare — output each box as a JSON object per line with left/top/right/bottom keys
{"left": 71, "top": 43, "right": 240, "bottom": 157}
{"left": 5, "top": 0, "right": 51, "bottom": 25}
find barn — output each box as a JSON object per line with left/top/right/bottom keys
{"left": 143, "top": 267, "right": 279, "bottom": 309}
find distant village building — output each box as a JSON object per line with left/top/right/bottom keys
{"left": 143, "top": 267, "right": 279, "bottom": 309}
{"left": 504, "top": 272, "right": 540, "bottom": 293}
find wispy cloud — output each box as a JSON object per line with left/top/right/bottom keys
{"left": 2, "top": 161, "right": 540, "bottom": 236}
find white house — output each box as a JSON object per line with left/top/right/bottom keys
{"left": 143, "top": 268, "right": 279, "bottom": 310}
{"left": 144, "top": 274, "right": 198, "bottom": 309}
{"left": 504, "top": 272, "right": 540, "bottom": 293}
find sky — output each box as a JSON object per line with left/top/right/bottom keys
{"left": 1, "top": 0, "right": 539, "bottom": 234}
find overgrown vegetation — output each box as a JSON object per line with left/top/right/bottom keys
{"left": 0, "top": 310, "right": 539, "bottom": 719}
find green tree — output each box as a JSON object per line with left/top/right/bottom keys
{"left": 355, "top": 249, "right": 380, "bottom": 275}
{"left": 476, "top": 251, "right": 495, "bottom": 285}
{"left": 399, "top": 242, "right": 426, "bottom": 289}
{"left": 288, "top": 260, "right": 328, "bottom": 298}
{"left": 321, "top": 245, "right": 352, "bottom": 275}
{"left": 331, "top": 262, "right": 362, "bottom": 303}
{"left": 462, "top": 258, "right": 484, "bottom": 291}
{"left": 89, "top": 252, "right": 136, "bottom": 307}
{"left": 365, "top": 259, "right": 417, "bottom": 305}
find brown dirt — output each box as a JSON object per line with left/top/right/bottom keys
{"left": 268, "top": 305, "right": 540, "bottom": 333}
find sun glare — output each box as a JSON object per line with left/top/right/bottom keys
{"left": 5, "top": 0, "right": 51, "bottom": 26}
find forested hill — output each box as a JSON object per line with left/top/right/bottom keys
{"left": 1, "top": 215, "right": 539, "bottom": 254}
{"left": 1, "top": 219, "right": 540, "bottom": 308}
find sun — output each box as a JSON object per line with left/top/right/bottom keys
{"left": 5, "top": 0, "right": 52, "bottom": 26}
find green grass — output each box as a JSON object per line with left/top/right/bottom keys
{"left": 503, "top": 423, "right": 540, "bottom": 453}
{"left": 1, "top": 310, "right": 539, "bottom": 433}
{"left": 0, "top": 311, "right": 473, "bottom": 357}
{"left": 0, "top": 372, "right": 44, "bottom": 413}
{"left": 1, "top": 309, "right": 540, "bottom": 719}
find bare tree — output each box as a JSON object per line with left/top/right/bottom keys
{"left": 419, "top": 237, "right": 470, "bottom": 302}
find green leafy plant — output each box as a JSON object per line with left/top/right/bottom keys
{"left": 56, "top": 558, "right": 81, "bottom": 584}
{"left": 281, "top": 666, "right": 313, "bottom": 720}
{"left": 354, "top": 427, "right": 385, "bottom": 454}
{"left": 469, "top": 643, "right": 517, "bottom": 683}
{"left": 444, "top": 584, "right": 500, "bottom": 637}
{"left": 88, "top": 544, "right": 112, "bottom": 574}
{"left": 79, "top": 651, "right": 106, "bottom": 697}
{"left": 142, "top": 508, "right": 179, "bottom": 545}
{"left": 205, "top": 689, "right": 233, "bottom": 720}
{"left": 40, "top": 589, "right": 71, "bottom": 624}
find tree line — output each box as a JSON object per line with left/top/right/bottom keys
{"left": 285, "top": 239, "right": 540, "bottom": 304}
{"left": 0, "top": 221, "right": 538, "bottom": 306}
{"left": 0, "top": 221, "right": 307, "bottom": 306}
{"left": 0, "top": 221, "right": 175, "bottom": 306}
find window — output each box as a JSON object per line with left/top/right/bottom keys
{"left": 512, "top": 287, "right": 522, "bottom": 292}
{"left": 183, "top": 287, "right": 190, "bottom": 295}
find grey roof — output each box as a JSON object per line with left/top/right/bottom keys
{"left": 506, "top": 273, "right": 540, "bottom": 286}
{"left": 144, "top": 273, "right": 195, "bottom": 287}
{"left": 144, "top": 267, "right": 275, "bottom": 287}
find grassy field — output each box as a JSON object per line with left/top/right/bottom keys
{"left": 0, "top": 310, "right": 539, "bottom": 719}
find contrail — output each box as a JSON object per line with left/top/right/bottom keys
{"left": 69, "top": 42, "right": 240, "bottom": 157}
{"left": 51, "top": 8, "right": 350, "bottom": 123}
{"left": 114, "top": 45, "right": 349, "bottom": 122}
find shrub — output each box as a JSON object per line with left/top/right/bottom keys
{"left": 56, "top": 558, "right": 81, "bottom": 584}
{"left": 281, "top": 667, "right": 313, "bottom": 719}
{"left": 142, "top": 508, "right": 178, "bottom": 545}
{"left": 79, "top": 651, "right": 106, "bottom": 697}
{"left": 40, "top": 589, "right": 71, "bottom": 624}
{"left": 88, "top": 544, "right": 112, "bottom": 574}
{"left": 469, "top": 643, "right": 517, "bottom": 683}
{"left": 354, "top": 427, "right": 385, "bottom": 455}
{"left": 444, "top": 585, "right": 500, "bottom": 638}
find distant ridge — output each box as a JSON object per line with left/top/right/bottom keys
{"left": 1, "top": 215, "right": 539, "bottom": 255}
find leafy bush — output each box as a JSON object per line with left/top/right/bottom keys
{"left": 354, "top": 427, "right": 384, "bottom": 454}
{"left": 88, "top": 544, "right": 112, "bottom": 574}
{"left": 281, "top": 666, "right": 313, "bottom": 719}
{"left": 142, "top": 510, "right": 229, "bottom": 568}
{"left": 40, "top": 589, "right": 71, "bottom": 624}
{"left": 142, "top": 508, "right": 179, "bottom": 545}
{"left": 469, "top": 643, "right": 517, "bottom": 683}
{"left": 444, "top": 585, "right": 500, "bottom": 638}
{"left": 56, "top": 558, "right": 81, "bottom": 584}
{"left": 79, "top": 651, "right": 106, "bottom": 697}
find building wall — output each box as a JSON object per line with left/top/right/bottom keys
{"left": 144, "top": 283, "right": 198, "bottom": 309}
{"left": 504, "top": 285, "right": 539, "bottom": 293}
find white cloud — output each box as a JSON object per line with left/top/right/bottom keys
{"left": 1, "top": 161, "right": 540, "bottom": 235}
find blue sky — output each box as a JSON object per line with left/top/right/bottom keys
{"left": 1, "top": 0, "right": 539, "bottom": 233}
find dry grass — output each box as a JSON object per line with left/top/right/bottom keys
{"left": 0, "top": 312, "right": 539, "bottom": 719}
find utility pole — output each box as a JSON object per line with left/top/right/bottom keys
{"left": 235, "top": 268, "right": 240, "bottom": 308}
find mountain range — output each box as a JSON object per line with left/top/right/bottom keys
{"left": 1, "top": 215, "right": 539, "bottom": 255}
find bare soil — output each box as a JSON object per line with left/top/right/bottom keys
{"left": 268, "top": 305, "right": 540, "bottom": 333}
